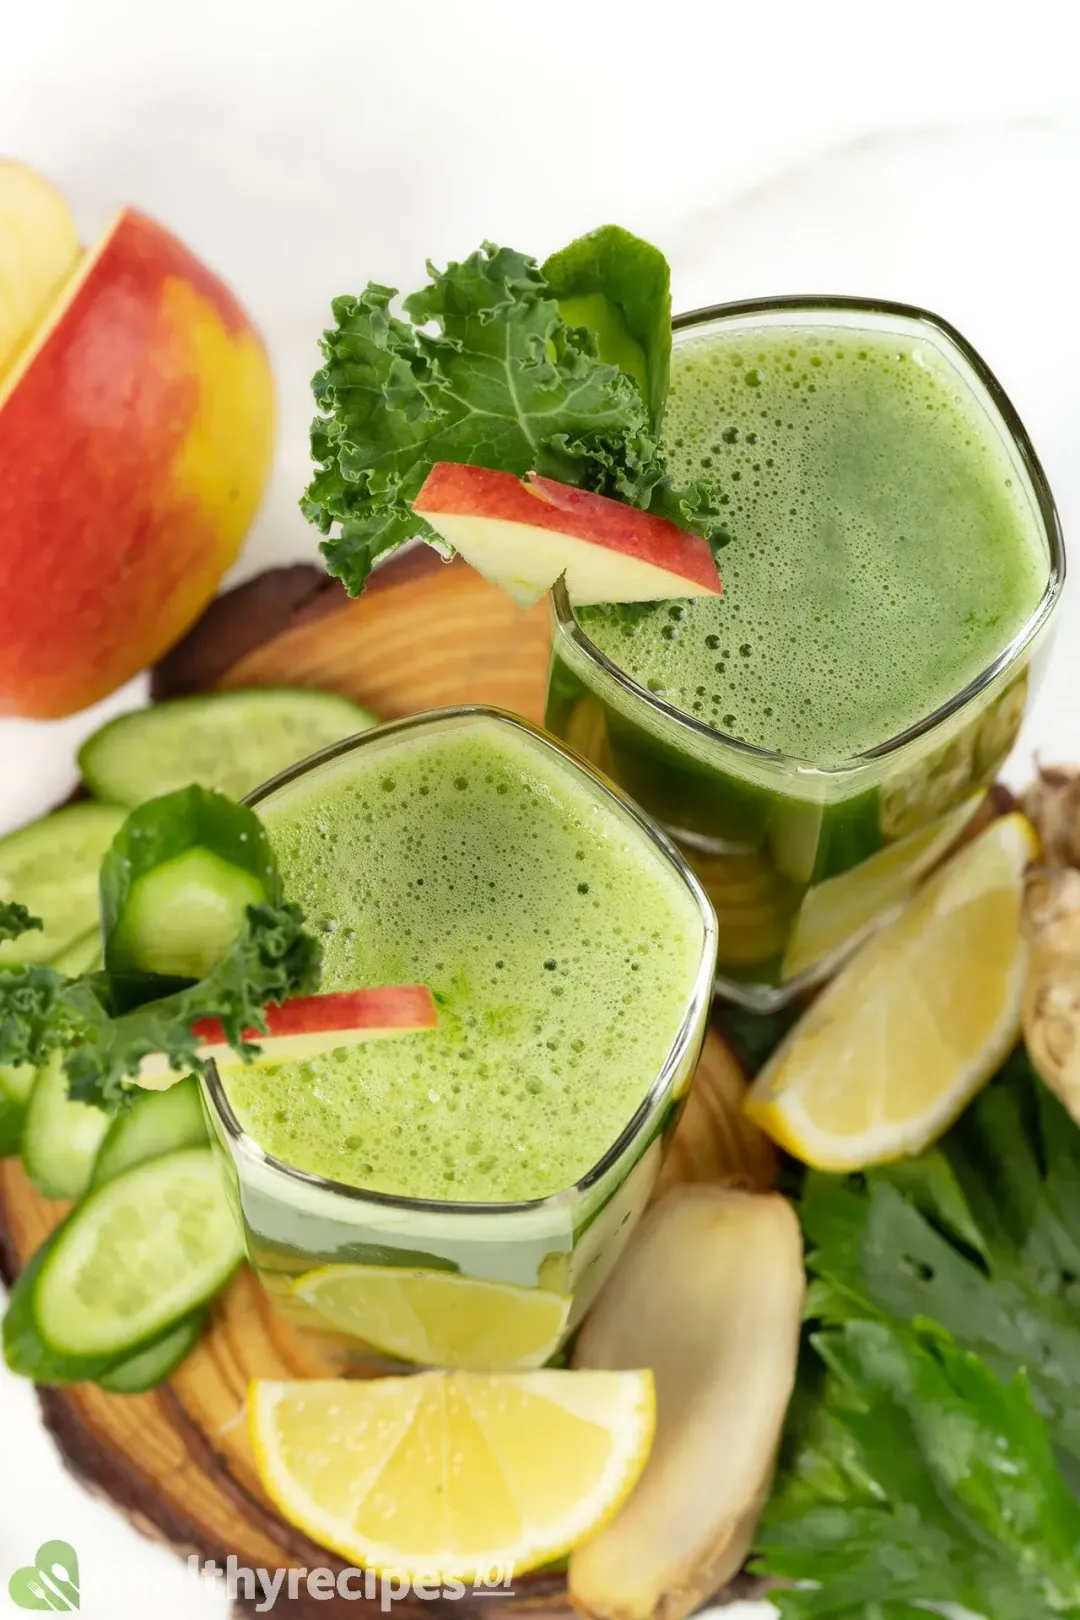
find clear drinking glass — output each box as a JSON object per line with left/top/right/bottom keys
{"left": 200, "top": 708, "right": 717, "bottom": 1371}
{"left": 545, "top": 297, "right": 1065, "bottom": 1010}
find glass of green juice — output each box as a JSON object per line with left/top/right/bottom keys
{"left": 199, "top": 706, "right": 716, "bottom": 1371}
{"left": 546, "top": 297, "right": 1065, "bottom": 1009}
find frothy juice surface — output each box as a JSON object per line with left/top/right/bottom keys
{"left": 225, "top": 718, "right": 704, "bottom": 1202}
{"left": 580, "top": 321, "right": 1047, "bottom": 762}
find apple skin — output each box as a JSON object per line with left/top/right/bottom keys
{"left": 413, "top": 462, "right": 722, "bottom": 607}
{"left": 0, "top": 208, "right": 275, "bottom": 718}
{"left": 135, "top": 985, "right": 437, "bottom": 1089}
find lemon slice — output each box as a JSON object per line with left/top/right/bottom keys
{"left": 250, "top": 1369, "right": 655, "bottom": 1580}
{"left": 782, "top": 791, "right": 986, "bottom": 983}
{"left": 747, "top": 813, "right": 1035, "bottom": 1169}
{"left": 293, "top": 1265, "right": 571, "bottom": 1371}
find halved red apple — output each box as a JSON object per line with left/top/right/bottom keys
{"left": 0, "top": 189, "right": 275, "bottom": 718}
{"left": 135, "top": 985, "right": 437, "bottom": 1089}
{"left": 413, "top": 463, "right": 722, "bottom": 608}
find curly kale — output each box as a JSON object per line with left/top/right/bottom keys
{"left": 302, "top": 240, "right": 726, "bottom": 595}
{"left": 0, "top": 901, "right": 44, "bottom": 945}
{"left": 0, "top": 901, "right": 321, "bottom": 1109}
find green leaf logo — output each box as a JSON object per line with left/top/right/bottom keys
{"left": 8, "top": 1541, "right": 80, "bottom": 1610}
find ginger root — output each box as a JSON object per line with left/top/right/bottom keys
{"left": 1022, "top": 764, "right": 1080, "bottom": 869}
{"left": 570, "top": 1185, "right": 803, "bottom": 1620}
{"left": 1023, "top": 866, "right": 1080, "bottom": 1123}
{"left": 1020, "top": 763, "right": 1080, "bottom": 1124}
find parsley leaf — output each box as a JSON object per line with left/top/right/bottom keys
{"left": 302, "top": 240, "right": 726, "bottom": 595}
{"left": 0, "top": 901, "right": 43, "bottom": 945}
{"left": 801, "top": 1048, "right": 1080, "bottom": 1466}
{"left": 757, "top": 1318, "right": 1080, "bottom": 1619}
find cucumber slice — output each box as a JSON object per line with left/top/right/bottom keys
{"left": 0, "top": 1061, "right": 37, "bottom": 1105}
{"left": 4, "top": 1229, "right": 123, "bottom": 1383}
{"left": 4, "top": 1233, "right": 207, "bottom": 1387}
{"left": 50, "top": 929, "right": 103, "bottom": 977}
{"left": 79, "top": 689, "right": 378, "bottom": 808}
{"left": 101, "top": 785, "right": 279, "bottom": 979}
{"left": 0, "top": 1059, "right": 37, "bottom": 1158}
{"left": 17, "top": 933, "right": 108, "bottom": 1191}
{"left": 91, "top": 1076, "right": 208, "bottom": 1188}
{"left": 32, "top": 1146, "right": 242, "bottom": 1360}
{"left": 0, "top": 803, "right": 125, "bottom": 966}
{"left": 96, "top": 1310, "right": 206, "bottom": 1393}
{"left": 22, "top": 1052, "right": 110, "bottom": 1201}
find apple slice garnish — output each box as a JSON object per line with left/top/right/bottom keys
{"left": 413, "top": 463, "right": 722, "bottom": 608}
{"left": 136, "top": 985, "right": 437, "bottom": 1089}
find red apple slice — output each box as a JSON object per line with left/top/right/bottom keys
{"left": 413, "top": 463, "right": 722, "bottom": 608}
{"left": 135, "top": 985, "right": 437, "bottom": 1089}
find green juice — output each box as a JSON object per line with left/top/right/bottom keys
{"left": 221, "top": 715, "right": 706, "bottom": 1203}
{"left": 581, "top": 322, "right": 1046, "bottom": 762}
{"left": 546, "top": 305, "right": 1058, "bottom": 1004}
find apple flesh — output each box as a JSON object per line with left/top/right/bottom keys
{"left": 0, "top": 161, "right": 81, "bottom": 383}
{"left": 0, "top": 206, "right": 275, "bottom": 718}
{"left": 412, "top": 463, "right": 722, "bottom": 608}
{"left": 135, "top": 985, "right": 437, "bottom": 1089}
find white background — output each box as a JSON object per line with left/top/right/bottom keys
{"left": 2, "top": 3, "right": 1079, "bottom": 1615}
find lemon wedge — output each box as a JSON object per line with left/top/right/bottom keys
{"left": 293, "top": 1265, "right": 571, "bottom": 1371}
{"left": 249, "top": 1369, "right": 655, "bottom": 1581}
{"left": 782, "top": 791, "right": 986, "bottom": 983}
{"left": 746, "top": 813, "right": 1035, "bottom": 1169}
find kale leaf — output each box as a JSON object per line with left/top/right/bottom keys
{"left": 302, "top": 241, "right": 726, "bottom": 595}
{"left": 0, "top": 901, "right": 321, "bottom": 1109}
{"left": 0, "top": 901, "right": 43, "bottom": 945}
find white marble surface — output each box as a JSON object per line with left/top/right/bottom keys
{"left": 1, "top": 3, "right": 1079, "bottom": 1614}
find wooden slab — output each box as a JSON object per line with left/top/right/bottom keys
{"left": 0, "top": 552, "right": 775, "bottom": 1617}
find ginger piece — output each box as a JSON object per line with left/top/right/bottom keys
{"left": 1022, "top": 764, "right": 1080, "bottom": 868}
{"left": 1023, "top": 865, "right": 1080, "bottom": 1122}
{"left": 570, "top": 1185, "right": 803, "bottom": 1620}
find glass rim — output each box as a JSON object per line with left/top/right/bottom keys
{"left": 202, "top": 704, "right": 718, "bottom": 1218}
{"left": 553, "top": 292, "right": 1066, "bottom": 778}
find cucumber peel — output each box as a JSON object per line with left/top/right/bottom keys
{"left": 79, "top": 689, "right": 377, "bottom": 808}
{"left": 91, "top": 1076, "right": 208, "bottom": 1188}
{"left": 96, "top": 1310, "right": 207, "bottom": 1393}
{"left": 101, "top": 785, "right": 279, "bottom": 980}
{"left": 0, "top": 1092, "right": 25, "bottom": 1158}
